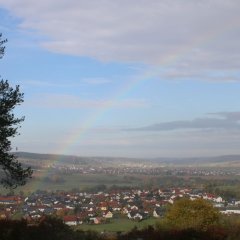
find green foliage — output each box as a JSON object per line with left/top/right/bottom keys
{"left": 83, "top": 184, "right": 107, "bottom": 193}
{"left": 0, "top": 34, "right": 32, "bottom": 188}
{"left": 2, "top": 216, "right": 240, "bottom": 240}
{"left": 205, "top": 182, "right": 240, "bottom": 201}
{"left": 75, "top": 218, "right": 158, "bottom": 232}
{"left": 163, "top": 198, "right": 220, "bottom": 230}
{"left": 0, "top": 217, "right": 102, "bottom": 240}
{"left": 0, "top": 33, "right": 7, "bottom": 58}
{"left": 43, "top": 175, "right": 65, "bottom": 184}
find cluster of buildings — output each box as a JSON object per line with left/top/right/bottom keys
{"left": 51, "top": 164, "right": 240, "bottom": 177}
{"left": 0, "top": 188, "right": 239, "bottom": 226}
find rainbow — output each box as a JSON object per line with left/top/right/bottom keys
{"left": 24, "top": 16, "right": 238, "bottom": 193}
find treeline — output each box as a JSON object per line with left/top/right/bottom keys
{"left": 0, "top": 218, "right": 100, "bottom": 240}
{"left": 205, "top": 180, "right": 240, "bottom": 200}
{"left": 43, "top": 175, "right": 66, "bottom": 184}
{"left": 119, "top": 225, "right": 240, "bottom": 240}
{"left": 1, "top": 217, "right": 240, "bottom": 240}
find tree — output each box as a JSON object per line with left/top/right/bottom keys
{"left": 163, "top": 198, "right": 220, "bottom": 230}
{"left": 0, "top": 34, "right": 32, "bottom": 188}
{"left": 0, "top": 34, "right": 7, "bottom": 59}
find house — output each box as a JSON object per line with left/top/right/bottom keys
{"left": 98, "top": 202, "right": 108, "bottom": 211}
{"left": 214, "top": 197, "right": 224, "bottom": 203}
{"left": 153, "top": 208, "right": 165, "bottom": 218}
{"left": 53, "top": 204, "right": 65, "bottom": 211}
{"left": 23, "top": 206, "right": 39, "bottom": 215}
{"left": 66, "top": 204, "right": 75, "bottom": 210}
{"left": 63, "top": 215, "right": 78, "bottom": 226}
{"left": 31, "top": 214, "right": 42, "bottom": 219}
{"left": 153, "top": 209, "right": 161, "bottom": 218}
{"left": 38, "top": 205, "right": 47, "bottom": 212}
{"left": 44, "top": 207, "right": 55, "bottom": 215}
{"left": 128, "top": 212, "right": 144, "bottom": 221}
{"left": 87, "top": 210, "right": 95, "bottom": 217}
{"left": 130, "top": 205, "right": 138, "bottom": 210}
{"left": 108, "top": 201, "right": 121, "bottom": 211}
{"left": 0, "top": 196, "right": 21, "bottom": 205}
{"left": 103, "top": 211, "right": 113, "bottom": 218}
{"left": 122, "top": 207, "right": 129, "bottom": 214}
{"left": 214, "top": 203, "right": 224, "bottom": 208}
{"left": 221, "top": 210, "right": 240, "bottom": 215}
{"left": 203, "top": 194, "right": 215, "bottom": 201}
{"left": 92, "top": 217, "right": 104, "bottom": 224}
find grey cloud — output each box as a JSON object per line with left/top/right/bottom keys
{"left": 162, "top": 69, "right": 240, "bottom": 82}
{"left": 0, "top": 0, "right": 240, "bottom": 79}
{"left": 209, "top": 112, "right": 240, "bottom": 121}
{"left": 126, "top": 112, "right": 240, "bottom": 131}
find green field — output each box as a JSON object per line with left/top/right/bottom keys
{"left": 2, "top": 167, "right": 240, "bottom": 197}
{"left": 74, "top": 218, "right": 159, "bottom": 232}
{"left": 0, "top": 172, "right": 140, "bottom": 194}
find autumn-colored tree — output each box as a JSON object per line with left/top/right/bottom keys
{"left": 163, "top": 198, "right": 220, "bottom": 230}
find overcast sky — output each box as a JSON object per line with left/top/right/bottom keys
{"left": 0, "top": 0, "right": 240, "bottom": 158}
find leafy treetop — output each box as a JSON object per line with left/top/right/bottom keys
{"left": 164, "top": 198, "right": 220, "bottom": 230}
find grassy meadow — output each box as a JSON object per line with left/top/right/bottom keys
{"left": 75, "top": 218, "right": 159, "bottom": 232}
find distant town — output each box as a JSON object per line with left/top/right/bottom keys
{"left": 51, "top": 164, "right": 240, "bottom": 177}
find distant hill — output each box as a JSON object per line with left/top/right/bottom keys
{"left": 152, "top": 155, "right": 240, "bottom": 165}
{"left": 15, "top": 152, "right": 95, "bottom": 165}
{"left": 14, "top": 152, "right": 144, "bottom": 166}
{"left": 14, "top": 151, "right": 240, "bottom": 167}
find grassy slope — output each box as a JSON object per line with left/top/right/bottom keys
{"left": 74, "top": 218, "right": 158, "bottom": 232}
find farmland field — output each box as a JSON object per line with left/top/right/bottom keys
{"left": 0, "top": 172, "right": 140, "bottom": 194}
{"left": 74, "top": 218, "right": 159, "bottom": 232}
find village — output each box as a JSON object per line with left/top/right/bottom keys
{"left": 52, "top": 164, "right": 240, "bottom": 177}
{"left": 1, "top": 187, "right": 240, "bottom": 226}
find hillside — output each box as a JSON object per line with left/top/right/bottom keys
{"left": 15, "top": 151, "right": 240, "bottom": 167}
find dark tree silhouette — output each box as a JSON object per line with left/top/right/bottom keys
{"left": 0, "top": 33, "right": 7, "bottom": 59}
{"left": 0, "top": 33, "right": 32, "bottom": 188}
